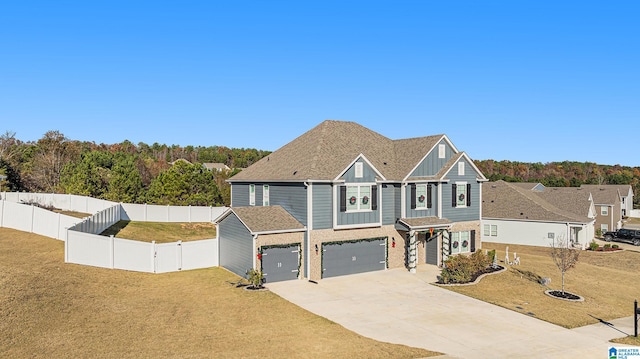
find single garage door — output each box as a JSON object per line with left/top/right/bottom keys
{"left": 261, "top": 245, "right": 300, "bottom": 283}
{"left": 322, "top": 237, "right": 386, "bottom": 278}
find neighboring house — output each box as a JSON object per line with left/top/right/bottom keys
{"left": 203, "top": 163, "right": 231, "bottom": 172}
{"left": 579, "top": 184, "right": 629, "bottom": 233}
{"left": 215, "top": 120, "right": 487, "bottom": 282}
{"left": 482, "top": 181, "right": 595, "bottom": 248}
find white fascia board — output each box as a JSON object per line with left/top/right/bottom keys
{"left": 252, "top": 227, "right": 308, "bottom": 236}
{"left": 440, "top": 152, "right": 487, "bottom": 181}
{"left": 213, "top": 208, "right": 235, "bottom": 224}
{"left": 402, "top": 135, "right": 460, "bottom": 182}
{"left": 333, "top": 153, "right": 386, "bottom": 182}
{"left": 481, "top": 217, "right": 590, "bottom": 225}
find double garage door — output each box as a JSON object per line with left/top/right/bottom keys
{"left": 322, "top": 238, "right": 386, "bottom": 278}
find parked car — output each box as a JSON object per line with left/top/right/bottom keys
{"left": 603, "top": 228, "right": 640, "bottom": 246}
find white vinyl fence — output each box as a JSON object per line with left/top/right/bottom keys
{"left": 65, "top": 231, "right": 218, "bottom": 273}
{"left": 0, "top": 192, "right": 226, "bottom": 274}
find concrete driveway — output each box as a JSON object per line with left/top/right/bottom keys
{"left": 267, "top": 266, "right": 632, "bottom": 359}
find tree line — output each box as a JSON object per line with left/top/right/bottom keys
{"left": 0, "top": 130, "right": 270, "bottom": 206}
{"left": 475, "top": 159, "right": 640, "bottom": 208}
{"left": 1, "top": 130, "right": 639, "bottom": 208}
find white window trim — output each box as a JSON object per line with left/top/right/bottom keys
{"left": 451, "top": 231, "right": 471, "bottom": 254}
{"left": 455, "top": 181, "right": 467, "bottom": 208}
{"left": 249, "top": 184, "right": 255, "bottom": 206}
{"left": 483, "top": 224, "right": 497, "bottom": 237}
{"left": 438, "top": 144, "right": 445, "bottom": 159}
{"left": 345, "top": 183, "right": 374, "bottom": 213}
{"left": 415, "top": 184, "right": 430, "bottom": 211}
{"left": 458, "top": 162, "right": 465, "bottom": 176}
{"left": 601, "top": 206, "right": 608, "bottom": 216}
{"left": 263, "top": 185, "right": 269, "bottom": 206}
{"left": 601, "top": 224, "right": 608, "bottom": 233}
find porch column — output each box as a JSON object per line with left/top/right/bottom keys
{"left": 408, "top": 230, "right": 417, "bottom": 273}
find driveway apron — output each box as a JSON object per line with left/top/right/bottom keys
{"left": 267, "top": 267, "right": 618, "bottom": 359}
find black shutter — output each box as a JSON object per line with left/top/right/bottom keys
{"left": 452, "top": 184, "right": 457, "bottom": 207}
{"left": 427, "top": 184, "right": 432, "bottom": 209}
{"left": 339, "top": 186, "right": 346, "bottom": 212}
{"left": 371, "top": 185, "right": 378, "bottom": 210}
{"left": 470, "top": 230, "right": 476, "bottom": 252}
{"left": 410, "top": 184, "right": 416, "bottom": 209}
{"left": 467, "top": 183, "right": 472, "bottom": 207}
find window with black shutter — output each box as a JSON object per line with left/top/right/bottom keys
{"left": 371, "top": 185, "right": 378, "bottom": 211}
{"left": 339, "top": 186, "right": 346, "bottom": 212}
{"left": 427, "top": 184, "right": 432, "bottom": 209}
{"left": 451, "top": 184, "right": 457, "bottom": 207}
{"left": 410, "top": 184, "right": 417, "bottom": 209}
{"left": 466, "top": 183, "right": 471, "bottom": 207}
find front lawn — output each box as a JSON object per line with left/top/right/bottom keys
{"left": 0, "top": 228, "right": 440, "bottom": 358}
{"left": 443, "top": 242, "right": 640, "bottom": 328}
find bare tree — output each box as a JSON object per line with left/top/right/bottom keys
{"left": 0, "top": 130, "right": 18, "bottom": 162}
{"left": 550, "top": 235, "right": 580, "bottom": 295}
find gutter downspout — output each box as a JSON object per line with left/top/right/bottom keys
{"left": 304, "top": 181, "right": 311, "bottom": 280}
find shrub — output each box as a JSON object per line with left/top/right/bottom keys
{"left": 604, "top": 244, "right": 611, "bottom": 249}
{"left": 246, "top": 269, "right": 264, "bottom": 289}
{"left": 487, "top": 249, "right": 497, "bottom": 263}
{"left": 589, "top": 240, "right": 599, "bottom": 251}
{"left": 595, "top": 228, "right": 602, "bottom": 238}
{"left": 612, "top": 244, "right": 619, "bottom": 249}
{"left": 440, "top": 251, "right": 491, "bottom": 284}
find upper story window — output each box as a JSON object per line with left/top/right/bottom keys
{"left": 601, "top": 206, "right": 608, "bottom": 216}
{"left": 355, "top": 162, "right": 363, "bottom": 178}
{"left": 340, "top": 184, "right": 377, "bottom": 212}
{"left": 458, "top": 162, "right": 465, "bottom": 176}
{"left": 452, "top": 182, "right": 470, "bottom": 208}
{"left": 438, "top": 144, "right": 445, "bottom": 159}
{"left": 263, "top": 185, "right": 270, "bottom": 206}
{"left": 249, "top": 184, "right": 256, "bottom": 206}
{"left": 410, "top": 184, "right": 432, "bottom": 210}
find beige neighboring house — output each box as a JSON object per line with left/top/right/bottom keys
{"left": 482, "top": 181, "right": 595, "bottom": 248}
{"left": 203, "top": 162, "right": 230, "bottom": 172}
{"left": 579, "top": 184, "right": 633, "bottom": 233}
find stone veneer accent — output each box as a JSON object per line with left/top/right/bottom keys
{"left": 307, "top": 225, "right": 407, "bottom": 281}
{"left": 255, "top": 232, "right": 305, "bottom": 280}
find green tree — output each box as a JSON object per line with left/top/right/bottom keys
{"left": 145, "top": 160, "right": 222, "bottom": 206}
{"left": 105, "top": 152, "right": 144, "bottom": 203}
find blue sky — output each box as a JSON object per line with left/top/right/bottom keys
{"left": 1, "top": 1, "right": 638, "bottom": 166}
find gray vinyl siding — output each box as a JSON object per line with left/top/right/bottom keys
{"left": 312, "top": 183, "right": 332, "bottom": 229}
{"left": 231, "top": 182, "right": 308, "bottom": 225}
{"left": 410, "top": 139, "right": 455, "bottom": 177}
{"left": 218, "top": 214, "right": 254, "bottom": 278}
{"left": 382, "top": 184, "right": 396, "bottom": 225}
{"left": 342, "top": 159, "right": 377, "bottom": 183}
{"left": 442, "top": 160, "right": 481, "bottom": 222}
{"left": 405, "top": 183, "right": 439, "bottom": 219}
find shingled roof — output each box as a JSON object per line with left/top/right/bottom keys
{"left": 229, "top": 120, "right": 449, "bottom": 182}
{"left": 533, "top": 187, "right": 593, "bottom": 219}
{"left": 483, "top": 181, "right": 591, "bottom": 223}
{"left": 579, "top": 185, "right": 624, "bottom": 205}
{"left": 217, "top": 206, "right": 305, "bottom": 234}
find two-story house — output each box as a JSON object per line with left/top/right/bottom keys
{"left": 580, "top": 184, "right": 630, "bottom": 233}
{"left": 215, "top": 120, "right": 487, "bottom": 282}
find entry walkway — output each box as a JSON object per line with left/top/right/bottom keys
{"left": 267, "top": 267, "right": 627, "bottom": 358}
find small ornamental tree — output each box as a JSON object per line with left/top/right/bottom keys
{"left": 549, "top": 235, "right": 580, "bottom": 295}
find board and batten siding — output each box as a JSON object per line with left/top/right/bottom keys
{"left": 336, "top": 203, "right": 380, "bottom": 226}
{"left": 342, "top": 159, "right": 378, "bottom": 183}
{"left": 312, "top": 183, "right": 332, "bottom": 229}
{"left": 218, "top": 213, "right": 254, "bottom": 278}
{"left": 382, "top": 184, "right": 396, "bottom": 225}
{"left": 404, "top": 183, "right": 439, "bottom": 219}
{"left": 442, "top": 160, "right": 481, "bottom": 222}
{"left": 409, "top": 139, "right": 455, "bottom": 177}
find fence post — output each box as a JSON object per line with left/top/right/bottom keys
{"left": 64, "top": 228, "right": 69, "bottom": 262}
{"left": 151, "top": 240, "right": 157, "bottom": 273}
{"left": 110, "top": 235, "right": 115, "bottom": 269}
{"left": 635, "top": 300, "right": 638, "bottom": 337}
{"left": 177, "top": 240, "right": 182, "bottom": 271}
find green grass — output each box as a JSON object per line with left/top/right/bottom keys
{"left": 0, "top": 228, "right": 440, "bottom": 358}
{"left": 100, "top": 220, "right": 217, "bottom": 243}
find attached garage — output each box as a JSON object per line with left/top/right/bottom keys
{"left": 322, "top": 237, "right": 386, "bottom": 278}
{"left": 218, "top": 213, "right": 254, "bottom": 278}
{"left": 216, "top": 206, "right": 305, "bottom": 281}
{"left": 261, "top": 245, "right": 300, "bottom": 283}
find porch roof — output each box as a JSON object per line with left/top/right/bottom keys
{"left": 397, "top": 217, "right": 452, "bottom": 231}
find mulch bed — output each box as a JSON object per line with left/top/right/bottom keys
{"left": 544, "top": 290, "right": 584, "bottom": 302}
{"left": 437, "top": 265, "right": 505, "bottom": 285}
{"left": 591, "top": 247, "right": 623, "bottom": 252}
